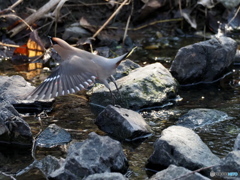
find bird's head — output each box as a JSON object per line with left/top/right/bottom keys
{"left": 49, "top": 37, "right": 74, "bottom": 59}
{"left": 49, "top": 37, "right": 73, "bottom": 51}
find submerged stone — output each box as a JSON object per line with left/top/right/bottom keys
{"left": 177, "top": 108, "right": 230, "bottom": 129}
{"left": 84, "top": 172, "right": 127, "bottom": 180}
{"left": 36, "top": 124, "right": 71, "bottom": 148}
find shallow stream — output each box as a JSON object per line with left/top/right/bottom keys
{"left": 1, "top": 36, "right": 240, "bottom": 179}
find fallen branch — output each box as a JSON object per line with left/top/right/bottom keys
{"left": 0, "top": 171, "right": 16, "bottom": 180}
{"left": 8, "top": 0, "right": 62, "bottom": 37}
{"left": 173, "top": 165, "right": 215, "bottom": 180}
{"left": 123, "top": 0, "right": 133, "bottom": 44}
{"left": 83, "top": 18, "right": 183, "bottom": 31}
{"left": 7, "top": 0, "right": 24, "bottom": 10}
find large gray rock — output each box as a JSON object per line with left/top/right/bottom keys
{"left": 170, "top": 37, "right": 237, "bottom": 85}
{"left": 0, "top": 75, "right": 35, "bottom": 103}
{"left": 49, "top": 132, "right": 128, "bottom": 179}
{"left": 218, "top": 0, "right": 240, "bottom": 9}
{"left": 212, "top": 151, "right": 240, "bottom": 176}
{"left": 148, "top": 126, "right": 220, "bottom": 175}
{"left": 84, "top": 172, "right": 127, "bottom": 180}
{"left": 0, "top": 99, "right": 32, "bottom": 145}
{"left": 149, "top": 164, "right": 210, "bottom": 180}
{"left": 36, "top": 124, "right": 71, "bottom": 148}
{"left": 234, "top": 134, "right": 240, "bottom": 150}
{"left": 113, "top": 59, "right": 141, "bottom": 80}
{"left": 177, "top": 108, "right": 229, "bottom": 129}
{"left": 90, "top": 63, "right": 178, "bottom": 109}
{"left": 95, "top": 105, "right": 152, "bottom": 141}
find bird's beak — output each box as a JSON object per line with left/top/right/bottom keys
{"left": 48, "top": 36, "right": 58, "bottom": 47}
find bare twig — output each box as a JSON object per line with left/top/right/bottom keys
{"left": 52, "top": 0, "right": 68, "bottom": 36}
{"left": 92, "top": 0, "right": 129, "bottom": 38}
{"left": 0, "top": 14, "right": 33, "bottom": 32}
{"left": 228, "top": 5, "right": 240, "bottom": 27}
{"left": 0, "top": 42, "right": 20, "bottom": 48}
{"left": 123, "top": 0, "right": 133, "bottom": 45}
{"left": 7, "top": 0, "right": 24, "bottom": 10}
{"left": 0, "top": 171, "right": 16, "bottom": 180}
{"left": 173, "top": 165, "right": 215, "bottom": 180}
{"left": 83, "top": 18, "right": 183, "bottom": 31}
{"left": 9, "top": 0, "right": 62, "bottom": 37}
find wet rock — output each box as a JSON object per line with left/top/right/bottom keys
{"left": 212, "top": 151, "right": 240, "bottom": 178}
{"left": 148, "top": 126, "right": 220, "bottom": 175}
{"left": 218, "top": 0, "right": 240, "bottom": 9}
{"left": 177, "top": 108, "right": 229, "bottom": 129}
{"left": 0, "top": 75, "right": 53, "bottom": 115}
{"left": 49, "top": 132, "right": 128, "bottom": 179}
{"left": 234, "top": 133, "right": 240, "bottom": 150}
{"left": 114, "top": 59, "right": 141, "bottom": 80}
{"left": 0, "top": 39, "right": 15, "bottom": 61}
{"left": 90, "top": 63, "right": 178, "bottom": 109}
{"left": 35, "top": 155, "right": 64, "bottom": 177}
{"left": 0, "top": 99, "right": 32, "bottom": 145}
{"left": 36, "top": 124, "right": 71, "bottom": 148}
{"left": 95, "top": 105, "right": 152, "bottom": 141}
{"left": 84, "top": 172, "right": 127, "bottom": 180}
{"left": 13, "top": 100, "right": 54, "bottom": 115}
{"left": 0, "top": 75, "right": 35, "bottom": 103}
{"left": 234, "top": 50, "right": 240, "bottom": 64}
{"left": 170, "top": 36, "right": 237, "bottom": 85}
{"left": 149, "top": 164, "right": 210, "bottom": 180}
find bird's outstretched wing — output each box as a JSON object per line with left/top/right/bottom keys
{"left": 26, "top": 55, "right": 99, "bottom": 100}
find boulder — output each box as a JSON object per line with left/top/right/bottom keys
{"left": 34, "top": 155, "right": 64, "bottom": 177}
{"left": 0, "top": 75, "right": 54, "bottom": 114}
{"left": 177, "top": 108, "right": 229, "bottom": 129}
{"left": 234, "top": 133, "right": 240, "bottom": 150}
{"left": 113, "top": 59, "right": 141, "bottom": 80}
{"left": 95, "top": 105, "right": 152, "bottom": 141}
{"left": 170, "top": 36, "right": 237, "bottom": 85}
{"left": 84, "top": 172, "right": 127, "bottom": 180}
{"left": 90, "top": 63, "right": 178, "bottom": 109}
{"left": 218, "top": 0, "right": 240, "bottom": 9}
{"left": 212, "top": 151, "right": 240, "bottom": 175}
{"left": 149, "top": 164, "right": 210, "bottom": 180}
{"left": 0, "top": 98, "right": 32, "bottom": 145}
{"left": 49, "top": 132, "right": 128, "bottom": 179}
{"left": 36, "top": 124, "right": 71, "bottom": 148}
{"left": 148, "top": 126, "right": 220, "bottom": 175}
{"left": 0, "top": 75, "right": 35, "bottom": 103}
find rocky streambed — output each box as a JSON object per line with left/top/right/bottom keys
{"left": 0, "top": 36, "right": 240, "bottom": 180}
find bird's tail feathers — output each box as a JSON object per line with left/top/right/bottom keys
{"left": 114, "top": 46, "right": 137, "bottom": 66}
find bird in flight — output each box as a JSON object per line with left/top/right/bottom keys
{"left": 26, "top": 37, "right": 133, "bottom": 100}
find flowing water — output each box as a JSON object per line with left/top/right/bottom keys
{"left": 1, "top": 36, "right": 240, "bottom": 179}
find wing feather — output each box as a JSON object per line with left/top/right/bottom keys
{"left": 26, "top": 55, "right": 98, "bottom": 100}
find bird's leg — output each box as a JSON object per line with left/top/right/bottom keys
{"left": 107, "top": 87, "right": 116, "bottom": 105}
{"left": 35, "top": 110, "right": 48, "bottom": 129}
{"left": 109, "top": 75, "right": 123, "bottom": 101}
